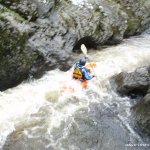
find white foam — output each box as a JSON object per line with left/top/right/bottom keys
{"left": 1, "top": 34, "right": 150, "bottom": 147}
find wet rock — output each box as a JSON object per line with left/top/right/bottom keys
{"left": 0, "top": 0, "right": 38, "bottom": 21}
{"left": 3, "top": 103, "right": 143, "bottom": 150}
{"left": 0, "top": 5, "right": 44, "bottom": 90}
{"left": 110, "top": 67, "right": 150, "bottom": 96}
{"left": 111, "top": 65, "right": 150, "bottom": 136}
{"left": 132, "top": 91, "right": 150, "bottom": 136}
{"left": 113, "top": 0, "right": 150, "bottom": 37}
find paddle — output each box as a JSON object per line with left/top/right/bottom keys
{"left": 80, "top": 44, "right": 96, "bottom": 77}
{"left": 81, "top": 44, "right": 88, "bottom": 57}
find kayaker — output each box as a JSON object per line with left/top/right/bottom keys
{"left": 73, "top": 57, "right": 95, "bottom": 81}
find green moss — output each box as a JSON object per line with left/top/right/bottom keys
{"left": 0, "top": 13, "right": 6, "bottom": 21}
{"left": 0, "top": 0, "right": 20, "bottom": 5}
{"left": 125, "top": 8, "right": 142, "bottom": 33}
{"left": 1, "top": 0, "right": 38, "bottom": 21}
{"left": 94, "top": 5, "right": 101, "bottom": 13}
{"left": 111, "top": 0, "right": 121, "bottom": 4}
{"left": 60, "top": 12, "right": 76, "bottom": 28}
{"left": 0, "top": 17, "right": 28, "bottom": 59}
{"left": 0, "top": 6, "right": 26, "bottom": 23}
{"left": 0, "top": 6, "right": 28, "bottom": 59}
{"left": 95, "top": 22, "right": 104, "bottom": 35}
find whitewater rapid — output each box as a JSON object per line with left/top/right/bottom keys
{"left": 1, "top": 32, "right": 150, "bottom": 150}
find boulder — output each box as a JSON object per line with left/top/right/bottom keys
{"left": 0, "top": 0, "right": 38, "bottom": 21}
{"left": 0, "top": 5, "right": 44, "bottom": 90}
{"left": 110, "top": 67, "right": 150, "bottom": 96}
{"left": 110, "top": 65, "right": 150, "bottom": 136}
{"left": 132, "top": 91, "right": 150, "bottom": 135}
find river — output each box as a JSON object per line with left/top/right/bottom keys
{"left": 0, "top": 30, "right": 150, "bottom": 150}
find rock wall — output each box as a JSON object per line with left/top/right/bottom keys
{"left": 1, "top": 0, "right": 150, "bottom": 90}
{"left": 110, "top": 65, "right": 150, "bottom": 136}
{"left": 133, "top": 91, "right": 150, "bottom": 136}
{"left": 110, "top": 67, "right": 150, "bottom": 96}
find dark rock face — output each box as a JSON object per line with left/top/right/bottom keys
{"left": 110, "top": 67, "right": 150, "bottom": 96}
{"left": 110, "top": 65, "right": 150, "bottom": 136}
{"left": 0, "top": 5, "right": 44, "bottom": 90}
{"left": 0, "top": 0, "right": 38, "bottom": 21}
{"left": 113, "top": 0, "right": 150, "bottom": 37}
{"left": 1, "top": 0, "right": 150, "bottom": 90}
{"left": 132, "top": 92, "right": 150, "bottom": 136}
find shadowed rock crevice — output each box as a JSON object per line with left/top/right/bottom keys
{"left": 73, "top": 37, "right": 97, "bottom": 52}
{"left": 132, "top": 92, "right": 150, "bottom": 137}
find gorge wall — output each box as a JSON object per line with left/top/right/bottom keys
{"left": 0, "top": 0, "right": 150, "bottom": 90}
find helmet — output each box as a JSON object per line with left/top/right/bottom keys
{"left": 79, "top": 58, "right": 86, "bottom": 66}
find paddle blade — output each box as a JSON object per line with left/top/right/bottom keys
{"left": 81, "top": 44, "right": 87, "bottom": 56}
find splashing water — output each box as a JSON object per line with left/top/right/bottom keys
{"left": 1, "top": 33, "right": 150, "bottom": 150}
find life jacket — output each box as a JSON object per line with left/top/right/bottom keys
{"left": 73, "top": 68, "right": 83, "bottom": 79}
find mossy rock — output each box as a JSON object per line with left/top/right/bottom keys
{"left": 0, "top": 0, "right": 38, "bottom": 21}
{"left": 0, "top": 5, "right": 39, "bottom": 90}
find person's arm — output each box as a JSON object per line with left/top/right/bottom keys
{"left": 82, "top": 68, "right": 94, "bottom": 80}
{"left": 74, "top": 61, "right": 80, "bottom": 69}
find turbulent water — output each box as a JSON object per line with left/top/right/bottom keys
{"left": 1, "top": 31, "right": 150, "bottom": 150}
